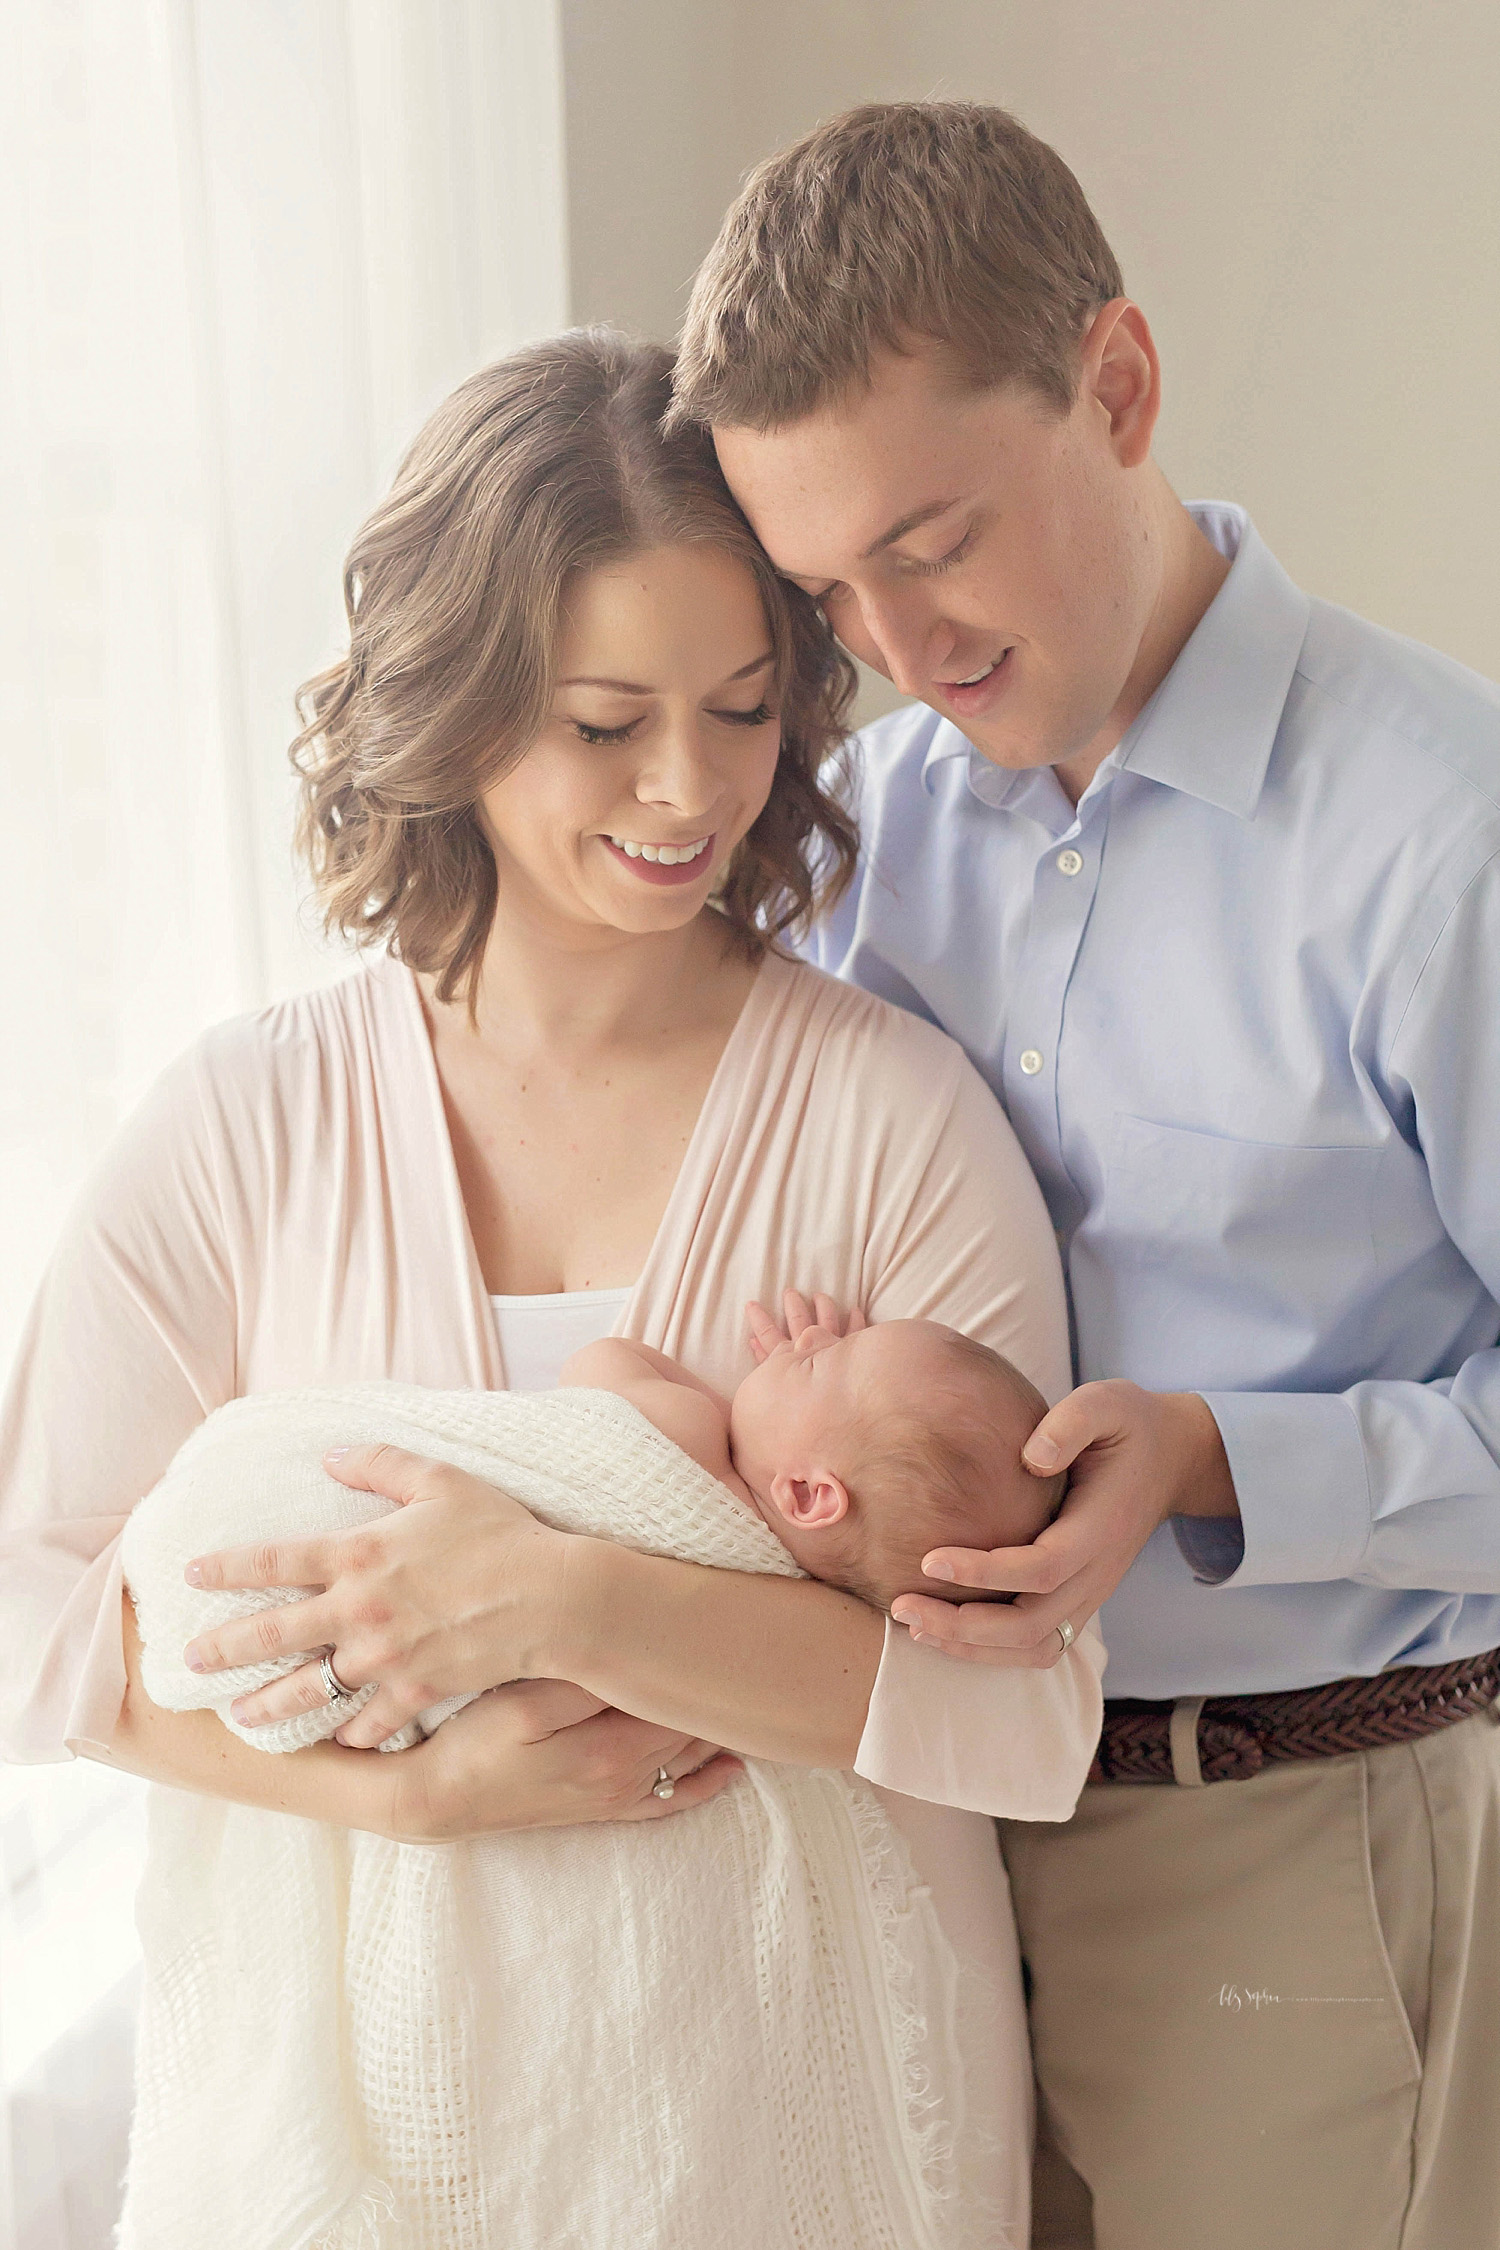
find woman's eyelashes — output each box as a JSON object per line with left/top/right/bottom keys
{"left": 715, "top": 700, "right": 776, "bottom": 729}
{"left": 572, "top": 717, "right": 639, "bottom": 745}
{"left": 568, "top": 701, "right": 776, "bottom": 746}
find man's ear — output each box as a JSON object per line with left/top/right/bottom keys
{"left": 1080, "top": 297, "right": 1160, "bottom": 469}
{"left": 767, "top": 1470, "right": 850, "bottom": 1531}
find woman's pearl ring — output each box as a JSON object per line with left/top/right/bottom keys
{"left": 652, "top": 1767, "right": 676, "bottom": 1800}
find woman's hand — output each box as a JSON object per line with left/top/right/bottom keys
{"left": 387, "top": 1677, "right": 743, "bottom": 1844}
{"left": 746, "top": 1288, "right": 867, "bottom": 1363}
{"left": 182, "top": 1443, "right": 575, "bottom": 1747}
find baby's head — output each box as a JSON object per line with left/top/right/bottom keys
{"left": 728, "top": 1317, "right": 1066, "bottom": 1611}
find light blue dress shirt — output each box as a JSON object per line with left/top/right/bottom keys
{"left": 807, "top": 503, "right": 1500, "bottom": 1697}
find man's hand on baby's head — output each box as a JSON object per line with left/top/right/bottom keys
{"left": 746, "top": 1289, "right": 868, "bottom": 1363}
{"left": 891, "top": 1379, "right": 1237, "bottom": 1667}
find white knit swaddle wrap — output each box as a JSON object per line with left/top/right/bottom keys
{"left": 119, "top": 1385, "right": 980, "bottom": 2250}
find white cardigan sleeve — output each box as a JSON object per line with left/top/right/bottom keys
{"left": 855, "top": 1055, "right": 1104, "bottom": 1817}
{"left": 0, "top": 1048, "right": 238, "bottom": 1762}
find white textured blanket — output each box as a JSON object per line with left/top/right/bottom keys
{"left": 120, "top": 1385, "right": 989, "bottom": 2250}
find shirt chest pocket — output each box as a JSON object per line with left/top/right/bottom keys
{"left": 1098, "top": 1114, "right": 1382, "bottom": 1385}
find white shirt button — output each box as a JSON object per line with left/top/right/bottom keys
{"left": 1019, "top": 1048, "right": 1044, "bottom": 1076}
{"left": 1056, "top": 848, "right": 1084, "bottom": 876}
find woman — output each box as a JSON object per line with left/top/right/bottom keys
{"left": 0, "top": 333, "right": 1103, "bottom": 2246}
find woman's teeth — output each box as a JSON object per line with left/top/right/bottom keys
{"left": 607, "top": 835, "right": 711, "bottom": 865}
{"left": 955, "top": 660, "right": 998, "bottom": 686}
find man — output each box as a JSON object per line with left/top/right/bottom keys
{"left": 669, "top": 101, "right": 1500, "bottom": 2250}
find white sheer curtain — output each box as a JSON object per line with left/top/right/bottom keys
{"left": 0, "top": 4, "right": 566, "bottom": 2241}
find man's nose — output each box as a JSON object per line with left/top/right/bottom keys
{"left": 854, "top": 588, "right": 946, "bottom": 699}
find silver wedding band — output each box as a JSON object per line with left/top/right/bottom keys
{"left": 321, "top": 1651, "right": 357, "bottom": 1706}
{"left": 1055, "top": 1617, "right": 1076, "bottom": 1655}
{"left": 652, "top": 1766, "right": 676, "bottom": 1800}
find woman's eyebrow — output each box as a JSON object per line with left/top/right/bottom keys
{"left": 557, "top": 653, "right": 772, "bottom": 694}
{"left": 717, "top": 651, "right": 775, "bottom": 686}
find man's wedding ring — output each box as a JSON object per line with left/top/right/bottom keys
{"left": 1055, "top": 1618, "right": 1076, "bottom": 1655}
{"left": 652, "top": 1767, "right": 676, "bottom": 1800}
{"left": 321, "top": 1652, "right": 357, "bottom": 1706}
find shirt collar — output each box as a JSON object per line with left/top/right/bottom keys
{"left": 918, "top": 504, "right": 1312, "bottom": 822}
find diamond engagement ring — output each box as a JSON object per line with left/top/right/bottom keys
{"left": 1055, "top": 1617, "right": 1076, "bottom": 1655}
{"left": 320, "top": 1652, "right": 357, "bottom": 1706}
{"left": 652, "top": 1767, "right": 676, "bottom": 1800}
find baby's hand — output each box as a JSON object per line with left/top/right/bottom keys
{"left": 746, "top": 1289, "right": 868, "bottom": 1363}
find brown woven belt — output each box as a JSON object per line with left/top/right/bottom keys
{"left": 1090, "top": 1647, "right": 1500, "bottom": 1786}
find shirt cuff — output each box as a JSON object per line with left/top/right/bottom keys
{"left": 853, "top": 1612, "right": 1106, "bottom": 1819}
{"left": 1170, "top": 1512, "right": 1246, "bottom": 1584}
{"left": 1197, "top": 1390, "right": 1372, "bottom": 1587}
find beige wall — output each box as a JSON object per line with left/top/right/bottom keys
{"left": 561, "top": 0, "right": 1500, "bottom": 693}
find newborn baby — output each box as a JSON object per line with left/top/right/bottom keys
{"left": 125, "top": 1299, "right": 1064, "bottom": 1762}
{"left": 563, "top": 1299, "right": 1066, "bottom": 1613}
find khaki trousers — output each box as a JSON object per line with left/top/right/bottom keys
{"left": 997, "top": 1701, "right": 1500, "bottom": 2250}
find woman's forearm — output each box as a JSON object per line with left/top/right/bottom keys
{"left": 78, "top": 1586, "right": 404, "bottom": 1836}
{"left": 550, "top": 1542, "right": 884, "bottom": 1767}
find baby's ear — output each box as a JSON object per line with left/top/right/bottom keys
{"left": 768, "top": 1471, "right": 850, "bottom": 1530}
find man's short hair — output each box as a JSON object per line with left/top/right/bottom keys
{"left": 669, "top": 100, "right": 1123, "bottom": 434}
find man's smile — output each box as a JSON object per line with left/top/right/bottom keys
{"left": 935, "top": 645, "right": 1014, "bottom": 721}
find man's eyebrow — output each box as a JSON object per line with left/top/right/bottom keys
{"left": 860, "top": 497, "right": 963, "bottom": 561}
{"left": 558, "top": 652, "right": 773, "bottom": 694}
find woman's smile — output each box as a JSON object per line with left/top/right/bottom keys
{"left": 601, "top": 830, "right": 717, "bottom": 884}
{"left": 477, "top": 542, "right": 785, "bottom": 936}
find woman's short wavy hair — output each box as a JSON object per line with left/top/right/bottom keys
{"left": 291, "top": 329, "right": 859, "bottom": 1014}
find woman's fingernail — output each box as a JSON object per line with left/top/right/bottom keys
{"left": 923, "top": 1560, "right": 955, "bottom": 1582}
{"left": 185, "top": 1649, "right": 205, "bottom": 1673}
{"left": 324, "top": 1447, "right": 349, "bottom": 1463}
{"left": 184, "top": 1561, "right": 203, "bottom": 1586}
{"left": 1024, "top": 1434, "right": 1061, "bottom": 1470}
{"left": 230, "top": 1701, "right": 249, "bottom": 1722}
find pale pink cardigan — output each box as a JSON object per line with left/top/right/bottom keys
{"left": 0, "top": 948, "right": 1103, "bottom": 1812}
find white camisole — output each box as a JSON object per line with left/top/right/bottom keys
{"left": 489, "top": 1287, "right": 631, "bottom": 1391}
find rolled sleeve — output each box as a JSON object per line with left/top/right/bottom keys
{"left": 854, "top": 1613, "right": 1106, "bottom": 1820}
